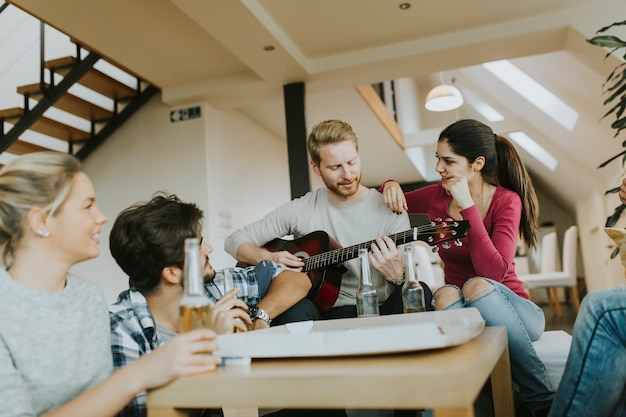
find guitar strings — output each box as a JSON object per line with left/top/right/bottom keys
{"left": 302, "top": 221, "right": 464, "bottom": 271}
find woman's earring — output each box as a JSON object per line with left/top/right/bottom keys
{"left": 36, "top": 229, "right": 50, "bottom": 238}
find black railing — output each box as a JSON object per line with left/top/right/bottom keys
{"left": 0, "top": 2, "right": 157, "bottom": 160}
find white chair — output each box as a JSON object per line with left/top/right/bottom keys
{"left": 518, "top": 232, "right": 556, "bottom": 286}
{"left": 413, "top": 243, "right": 444, "bottom": 291}
{"left": 519, "top": 226, "right": 580, "bottom": 316}
{"left": 533, "top": 231, "right": 560, "bottom": 314}
{"left": 539, "top": 231, "right": 558, "bottom": 274}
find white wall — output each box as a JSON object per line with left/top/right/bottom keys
{"left": 202, "top": 105, "right": 291, "bottom": 272}
{"left": 576, "top": 165, "right": 626, "bottom": 292}
{"left": 72, "top": 95, "right": 291, "bottom": 304}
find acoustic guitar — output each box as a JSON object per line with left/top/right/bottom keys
{"left": 261, "top": 218, "right": 470, "bottom": 312}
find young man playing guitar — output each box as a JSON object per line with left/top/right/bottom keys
{"left": 225, "top": 119, "right": 436, "bottom": 319}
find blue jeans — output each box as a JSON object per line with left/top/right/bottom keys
{"left": 436, "top": 278, "right": 554, "bottom": 411}
{"left": 549, "top": 287, "right": 626, "bottom": 417}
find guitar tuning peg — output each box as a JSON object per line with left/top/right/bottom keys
{"left": 454, "top": 239, "right": 463, "bottom": 247}
{"left": 431, "top": 246, "right": 439, "bottom": 253}
{"left": 442, "top": 242, "right": 451, "bottom": 249}
{"left": 434, "top": 217, "right": 442, "bottom": 222}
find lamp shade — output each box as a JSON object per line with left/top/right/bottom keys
{"left": 425, "top": 84, "right": 463, "bottom": 112}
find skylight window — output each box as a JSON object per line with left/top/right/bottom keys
{"left": 482, "top": 60, "right": 578, "bottom": 131}
{"left": 507, "top": 131, "right": 558, "bottom": 171}
{"left": 460, "top": 87, "right": 504, "bottom": 122}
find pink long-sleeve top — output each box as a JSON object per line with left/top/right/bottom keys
{"left": 403, "top": 182, "right": 529, "bottom": 299}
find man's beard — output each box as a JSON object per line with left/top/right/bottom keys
{"left": 202, "top": 255, "right": 217, "bottom": 283}
{"left": 203, "top": 268, "right": 216, "bottom": 283}
{"left": 323, "top": 173, "right": 361, "bottom": 197}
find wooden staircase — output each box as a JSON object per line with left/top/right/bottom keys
{"left": 0, "top": 47, "right": 158, "bottom": 162}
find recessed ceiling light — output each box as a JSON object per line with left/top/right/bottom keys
{"left": 263, "top": 45, "right": 275, "bottom": 51}
{"left": 399, "top": 3, "right": 411, "bottom": 10}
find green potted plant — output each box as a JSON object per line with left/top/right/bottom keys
{"left": 588, "top": 21, "right": 626, "bottom": 257}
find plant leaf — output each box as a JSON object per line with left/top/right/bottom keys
{"left": 611, "top": 246, "right": 620, "bottom": 259}
{"left": 606, "top": 70, "right": 626, "bottom": 93}
{"left": 611, "top": 117, "right": 626, "bottom": 130}
{"left": 616, "top": 97, "right": 626, "bottom": 120}
{"left": 605, "top": 204, "right": 626, "bottom": 227}
{"left": 601, "top": 101, "right": 621, "bottom": 120}
{"left": 602, "top": 63, "right": 626, "bottom": 87}
{"left": 588, "top": 35, "right": 626, "bottom": 48}
{"left": 604, "top": 82, "right": 626, "bottom": 105}
{"left": 596, "top": 20, "right": 626, "bottom": 34}
{"left": 598, "top": 149, "right": 626, "bottom": 168}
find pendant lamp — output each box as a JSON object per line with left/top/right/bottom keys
{"left": 425, "top": 72, "right": 463, "bottom": 112}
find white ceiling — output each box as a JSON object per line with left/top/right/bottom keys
{"left": 7, "top": 0, "right": 626, "bottom": 213}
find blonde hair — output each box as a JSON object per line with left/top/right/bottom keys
{"left": 0, "top": 152, "right": 82, "bottom": 265}
{"left": 307, "top": 120, "right": 359, "bottom": 166}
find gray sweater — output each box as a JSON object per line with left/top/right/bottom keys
{"left": 0, "top": 268, "right": 112, "bottom": 416}
{"left": 225, "top": 187, "right": 410, "bottom": 307}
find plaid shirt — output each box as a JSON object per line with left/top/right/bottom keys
{"left": 108, "top": 261, "right": 283, "bottom": 417}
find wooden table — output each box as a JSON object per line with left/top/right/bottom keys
{"left": 147, "top": 326, "right": 513, "bottom": 417}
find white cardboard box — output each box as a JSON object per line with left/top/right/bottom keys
{"left": 216, "top": 308, "right": 485, "bottom": 359}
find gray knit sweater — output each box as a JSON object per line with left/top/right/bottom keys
{"left": 225, "top": 187, "right": 410, "bottom": 307}
{"left": 0, "top": 268, "right": 113, "bottom": 416}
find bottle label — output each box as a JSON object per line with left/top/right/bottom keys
{"left": 357, "top": 291, "right": 380, "bottom": 317}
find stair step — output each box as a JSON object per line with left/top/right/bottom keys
{"left": 18, "top": 83, "right": 114, "bottom": 122}
{"left": 7, "top": 140, "right": 50, "bottom": 155}
{"left": 45, "top": 57, "right": 137, "bottom": 101}
{"left": 0, "top": 108, "right": 90, "bottom": 142}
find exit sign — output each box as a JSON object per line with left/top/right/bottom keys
{"left": 170, "top": 106, "right": 201, "bottom": 123}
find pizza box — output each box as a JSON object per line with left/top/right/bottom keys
{"left": 216, "top": 308, "right": 485, "bottom": 359}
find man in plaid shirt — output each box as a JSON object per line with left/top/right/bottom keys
{"left": 108, "top": 193, "right": 318, "bottom": 417}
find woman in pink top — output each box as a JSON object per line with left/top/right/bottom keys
{"left": 382, "top": 119, "right": 552, "bottom": 417}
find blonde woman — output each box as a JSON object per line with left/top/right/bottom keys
{"left": 0, "top": 152, "right": 219, "bottom": 417}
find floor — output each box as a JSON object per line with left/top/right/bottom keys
{"left": 534, "top": 278, "right": 586, "bottom": 335}
{"left": 543, "top": 301, "right": 577, "bottom": 334}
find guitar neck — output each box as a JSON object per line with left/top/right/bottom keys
{"left": 302, "top": 229, "right": 416, "bottom": 272}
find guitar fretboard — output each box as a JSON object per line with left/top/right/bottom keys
{"left": 301, "top": 223, "right": 444, "bottom": 272}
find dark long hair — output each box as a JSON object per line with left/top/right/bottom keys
{"left": 439, "top": 119, "right": 539, "bottom": 248}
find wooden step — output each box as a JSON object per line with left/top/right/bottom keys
{"left": 46, "top": 57, "right": 137, "bottom": 101}
{"left": 7, "top": 140, "right": 50, "bottom": 155}
{"left": 0, "top": 108, "right": 90, "bottom": 142}
{"left": 18, "top": 83, "right": 114, "bottom": 122}
{"left": 0, "top": 108, "right": 25, "bottom": 120}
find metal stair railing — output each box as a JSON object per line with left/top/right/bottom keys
{"left": 0, "top": 2, "right": 158, "bottom": 161}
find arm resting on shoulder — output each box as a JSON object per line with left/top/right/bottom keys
{"left": 377, "top": 180, "right": 407, "bottom": 214}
